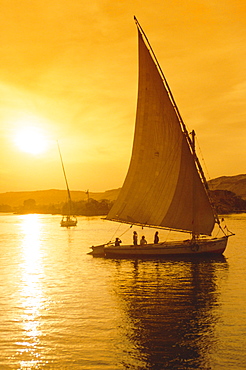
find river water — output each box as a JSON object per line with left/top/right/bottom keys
{"left": 0, "top": 213, "right": 245, "bottom": 369}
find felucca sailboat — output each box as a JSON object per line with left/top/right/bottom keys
{"left": 57, "top": 142, "right": 77, "bottom": 227}
{"left": 90, "top": 17, "right": 234, "bottom": 257}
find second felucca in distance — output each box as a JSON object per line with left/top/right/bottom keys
{"left": 57, "top": 141, "right": 77, "bottom": 227}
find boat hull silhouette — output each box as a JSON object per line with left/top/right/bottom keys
{"left": 60, "top": 215, "right": 77, "bottom": 227}
{"left": 90, "top": 236, "right": 229, "bottom": 257}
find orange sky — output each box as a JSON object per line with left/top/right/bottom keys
{"left": 0, "top": 0, "right": 245, "bottom": 193}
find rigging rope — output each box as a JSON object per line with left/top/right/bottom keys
{"left": 109, "top": 224, "right": 133, "bottom": 243}
{"left": 195, "top": 135, "right": 211, "bottom": 181}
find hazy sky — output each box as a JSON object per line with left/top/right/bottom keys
{"left": 0, "top": 0, "right": 245, "bottom": 192}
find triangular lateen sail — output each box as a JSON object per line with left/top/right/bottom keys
{"left": 107, "top": 29, "right": 215, "bottom": 236}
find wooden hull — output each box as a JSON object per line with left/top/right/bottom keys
{"left": 90, "top": 236, "right": 229, "bottom": 258}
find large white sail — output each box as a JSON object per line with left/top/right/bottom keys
{"left": 107, "top": 28, "right": 215, "bottom": 236}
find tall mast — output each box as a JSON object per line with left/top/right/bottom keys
{"left": 57, "top": 141, "right": 72, "bottom": 205}
{"left": 134, "top": 17, "right": 208, "bottom": 186}
{"left": 134, "top": 16, "right": 220, "bottom": 226}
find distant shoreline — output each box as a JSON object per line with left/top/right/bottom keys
{"left": 0, "top": 174, "right": 246, "bottom": 215}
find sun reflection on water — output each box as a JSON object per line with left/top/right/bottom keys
{"left": 17, "top": 214, "right": 45, "bottom": 367}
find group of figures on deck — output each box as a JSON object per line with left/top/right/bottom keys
{"left": 115, "top": 231, "right": 159, "bottom": 247}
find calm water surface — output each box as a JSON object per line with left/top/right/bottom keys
{"left": 0, "top": 213, "right": 245, "bottom": 369}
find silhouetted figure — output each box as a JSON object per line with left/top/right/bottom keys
{"left": 133, "top": 231, "right": 138, "bottom": 245}
{"left": 140, "top": 236, "right": 147, "bottom": 245}
{"left": 154, "top": 231, "right": 159, "bottom": 244}
{"left": 115, "top": 237, "right": 122, "bottom": 246}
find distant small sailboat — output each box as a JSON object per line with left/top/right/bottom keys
{"left": 90, "top": 17, "right": 234, "bottom": 257}
{"left": 57, "top": 142, "right": 77, "bottom": 227}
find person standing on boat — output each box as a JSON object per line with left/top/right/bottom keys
{"left": 140, "top": 236, "right": 147, "bottom": 245}
{"left": 115, "top": 238, "right": 122, "bottom": 246}
{"left": 133, "top": 231, "right": 138, "bottom": 245}
{"left": 154, "top": 231, "right": 159, "bottom": 244}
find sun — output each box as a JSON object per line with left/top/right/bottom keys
{"left": 14, "top": 126, "right": 48, "bottom": 155}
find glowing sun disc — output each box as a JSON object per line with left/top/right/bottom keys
{"left": 14, "top": 127, "right": 48, "bottom": 155}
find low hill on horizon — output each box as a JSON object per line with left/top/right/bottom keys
{"left": 208, "top": 174, "right": 246, "bottom": 200}
{"left": 0, "top": 188, "right": 121, "bottom": 208}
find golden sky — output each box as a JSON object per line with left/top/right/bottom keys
{"left": 0, "top": 0, "right": 245, "bottom": 192}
